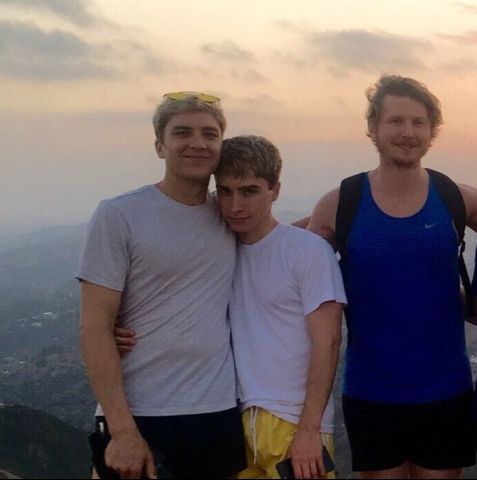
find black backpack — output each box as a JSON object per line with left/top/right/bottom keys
{"left": 335, "top": 168, "right": 476, "bottom": 318}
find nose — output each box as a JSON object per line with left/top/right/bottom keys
{"left": 401, "top": 120, "right": 415, "bottom": 138}
{"left": 189, "top": 133, "right": 207, "bottom": 149}
{"left": 230, "top": 194, "right": 245, "bottom": 213}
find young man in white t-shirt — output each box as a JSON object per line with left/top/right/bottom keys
{"left": 214, "top": 135, "right": 347, "bottom": 479}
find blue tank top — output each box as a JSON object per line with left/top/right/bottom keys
{"left": 341, "top": 174, "right": 472, "bottom": 403}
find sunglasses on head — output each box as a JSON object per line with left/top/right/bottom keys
{"left": 163, "top": 91, "right": 220, "bottom": 104}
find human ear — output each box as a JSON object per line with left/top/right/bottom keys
{"left": 367, "top": 121, "right": 377, "bottom": 143}
{"left": 155, "top": 139, "right": 165, "bottom": 158}
{"left": 271, "top": 181, "right": 281, "bottom": 202}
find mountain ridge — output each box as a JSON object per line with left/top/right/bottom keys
{"left": 0, "top": 404, "right": 90, "bottom": 479}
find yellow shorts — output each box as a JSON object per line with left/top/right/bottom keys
{"left": 236, "top": 407, "right": 336, "bottom": 479}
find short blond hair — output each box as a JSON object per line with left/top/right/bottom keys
{"left": 152, "top": 96, "right": 226, "bottom": 140}
{"left": 366, "top": 74, "right": 443, "bottom": 140}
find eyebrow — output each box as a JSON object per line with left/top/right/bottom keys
{"left": 217, "top": 184, "right": 262, "bottom": 190}
{"left": 387, "top": 113, "right": 428, "bottom": 119}
{"left": 171, "top": 125, "right": 220, "bottom": 132}
{"left": 203, "top": 126, "right": 220, "bottom": 134}
{"left": 171, "top": 125, "right": 192, "bottom": 131}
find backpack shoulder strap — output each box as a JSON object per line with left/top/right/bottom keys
{"left": 335, "top": 172, "right": 366, "bottom": 258}
{"left": 426, "top": 169, "right": 475, "bottom": 318}
{"left": 426, "top": 168, "right": 466, "bottom": 242}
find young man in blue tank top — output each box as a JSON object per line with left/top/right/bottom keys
{"left": 307, "top": 75, "right": 477, "bottom": 479}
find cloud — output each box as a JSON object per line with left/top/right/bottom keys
{"left": 0, "top": 0, "right": 100, "bottom": 27}
{"left": 440, "top": 58, "right": 477, "bottom": 73}
{"left": 0, "top": 20, "right": 170, "bottom": 81}
{"left": 99, "top": 37, "right": 171, "bottom": 76}
{"left": 455, "top": 2, "right": 477, "bottom": 14}
{"left": 437, "top": 30, "right": 477, "bottom": 44}
{"left": 274, "top": 27, "right": 431, "bottom": 75}
{"left": 271, "top": 49, "right": 309, "bottom": 70}
{"left": 0, "top": 20, "right": 113, "bottom": 80}
{"left": 274, "top": 19, "right": 304, "bottom": 34}
{"left": 305, "top": 30, "right": 431, "bottom": 74}
{"left": 200, "top": 40, "right": 254, "bottom": 62}
{"left": 229, "top": 67, "right": 268, "bottom": 84}
{"left": 236, "top": 94, "right": 284, "bottom": 113}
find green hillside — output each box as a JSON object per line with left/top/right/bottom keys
{"left": 0, "top": 405, "right": 90, "bottom": 479}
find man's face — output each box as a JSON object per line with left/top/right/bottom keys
{"left": 155, "top": 111, "right": 222, "bottom": 182}
{"left": 216, "top": 174, "right": 280, "bottom": 243}
{"left": 370, "top": 95, "right": 432, "bottom": 168}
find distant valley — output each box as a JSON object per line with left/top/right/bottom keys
{"left": 0, "top": 222, "right": 476, "bottom": 478}
{"left": 0, "top": 224, "right": 95, "bottom": 478}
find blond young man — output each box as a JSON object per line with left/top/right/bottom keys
{"left": 307, "top": 75, "right": 477, "bottom": 479}
{"left": 215, "top": 135, "right": 347, "bottom": 479}
{"left": 78, "top": 92, "right": 245, "bottom": 479}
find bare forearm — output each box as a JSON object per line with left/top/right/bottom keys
{"left": 298, "top": 338, "right": 340, "bottom": 431}
{"left": 289, "top": 334, "right": 341, "bottom": 478}
{"left": 80, "top": 282, "right": 138, "bottom": 436}
{"left": 79, "top": 283, "right": 154, "bottom": 477}
{"left": 298, "top": 301, "right": 343, "bottom": 431}
{"left": 80, "top": 325, "right": 137, "bottom": 435}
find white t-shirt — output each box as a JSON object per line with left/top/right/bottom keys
{"left": 229, "top": 223, "right": 346, "bottom": 433}
{"left": 77, "top": 185, "right": 237, "bottom": 416}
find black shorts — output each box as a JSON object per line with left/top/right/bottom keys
{"left": 343, "top": 391, "right": 476, "bottom": 472}
{"left": 90, "top": 407, "right": 246, "bottom": 479}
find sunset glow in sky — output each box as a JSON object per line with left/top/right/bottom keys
{"left": 2, "top": 0, "right": 477, "bottom": 233}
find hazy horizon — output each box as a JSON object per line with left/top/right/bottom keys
{"left": 2, "top": 0, "right": 477, "bottom": 236}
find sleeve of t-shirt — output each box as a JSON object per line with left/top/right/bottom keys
{"left": 292, "top": 236, "right": 347, "bottom": 316}
{"left": 75, "top": 200, "right": 130, "bottom": 292}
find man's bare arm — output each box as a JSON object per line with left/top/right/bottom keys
{"left": 289, "top": 301, "right": 343, "bottom": 479}
{"left": 80, "top": 281, "right": 156, "bottom": 479}
{"left": 307, "top": 188, "right": 340, "bottom": 248}
{"left": 292, "top": 217, "right": 311, "bottom": 229}
{"left": 460, "top": 184, "right": 477, "bottom": 232}
{"left": 458, "top": 184, "right": 477, "bottom": 325}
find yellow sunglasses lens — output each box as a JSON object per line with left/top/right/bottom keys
{"left": 163, "top": 91, "right": 220, "bottom": 103}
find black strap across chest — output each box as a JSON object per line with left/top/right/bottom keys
{"left": 335, "top": 169, "right": 475, "bottom": 317}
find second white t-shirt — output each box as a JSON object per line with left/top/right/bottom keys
{"left": 230, "top": 223, "right": 347, "bottom": 433}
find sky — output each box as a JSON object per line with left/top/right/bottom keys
{"left": 2, "top": 0, "right": 477, "bottom": 236}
